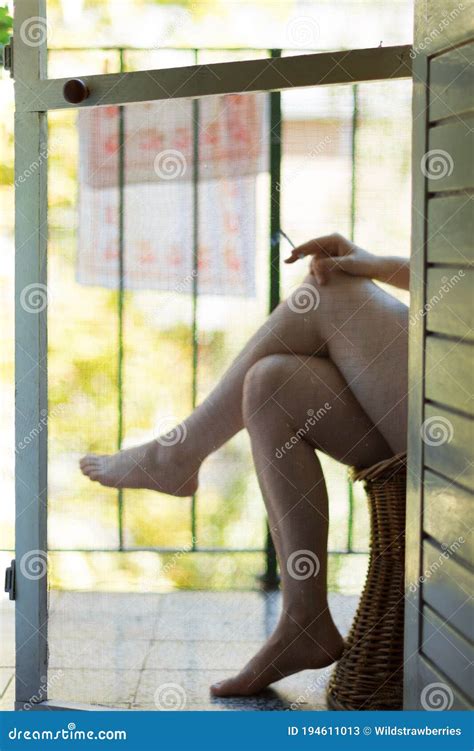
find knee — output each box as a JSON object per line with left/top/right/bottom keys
{"left": 288, "top": 270, "right": 370, "bottom": 313}
{"left": 242, "top": 355, "right": 294, "bottom": 426}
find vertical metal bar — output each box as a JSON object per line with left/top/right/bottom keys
{"left": 191, "top": 48, "right": 199, "bottom": 550}
{"left": 13, "top": 0, "right": 49, "bottom": 708}
{"left": 350, "top": 86, "right": 358, "bottom": 242}
{"left": 347, "top": 480, "right": 355, "bottom": 552}
{"left": 269, "top": 50, "right": 282, "bottom": 313}
{"left": 347, "top": 83, "right": 359, "bottom": 554}
{"left": 262, "top": 48, "right": 282, "bottom": 590}
{"left": 117, "top": 48, "right": 125, "bottom": 550}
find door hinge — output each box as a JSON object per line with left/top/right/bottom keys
{"left": 4, "top": 560, "right": 16, "bottom": 601}
{"left": 2, "top": 38, "right": 13, "bottom": 77}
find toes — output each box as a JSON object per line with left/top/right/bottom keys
{"left": 80, "top": 455, "right": 99, "bottom": 470}
{"left": 210, "top": 681, "right": 227, "bottom": 697}
{"left": 210, "top": 677, "right": 247, "bottom": 697}
{"left": 80, "top": 455, "right": 107, "bottom": 479}
{"left": 80, "top": 454, "right": 97, "bottom": 464}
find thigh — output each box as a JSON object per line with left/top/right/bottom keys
{"left": 264, "top": 353, "right": 393, "bottom": 469}
{"left": 293, "top": 272, "right": 408, "bottom": 454}
{"left": 263, "top": 270, "right": 408, "bottom": 454}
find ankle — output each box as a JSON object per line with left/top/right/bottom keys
{"left": 151, "top": 433, "right": 202, "bottom": 469}
{"left": 282, "top": 604, "right": 335, "bottom": 631}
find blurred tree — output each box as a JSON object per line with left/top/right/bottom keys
{"left": 0, "top": 5, "right": 13, "bottom": 51}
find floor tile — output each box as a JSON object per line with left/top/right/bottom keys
{"left": 0, "top": 679, "right": 14, "bottom": 710}
{"left": 48, "top": 669, "right": 141, "bottom": 705}
{"left": 134, "top": 668, "right": 331, "bottom": 711}
{"left": 328, "top": 593, "right": 359, "bottom": 636}
{"left": 155, "top": 593, "right": 279, "bottom": 642}
{"left": 0, "top": 669, "right": 13, "bottom": 697}
{"left": 0, "top": 601, "right": 14, "bottom": 668}
{"left": 51, "top": 591, "right": 163, "bottom": 619}
{"left": 144, "top": 640, "right": 263, "bottom": 671}
{"left": 49, "top": 612, "right": 157, "bottom": 641}
{"left": 49, "top": 638, "right": 151, "bottom": 671}
{"left": 2, "top": 590, "right": 358, "bottom": 710}
{"left": 135, "top": 669, "right": 236, "bottom": 708}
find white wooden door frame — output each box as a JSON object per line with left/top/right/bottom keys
{"left": 13, "top": 0, "right": 49, "bottom": 712}
{"left": 12, "top": 0, "right": 413, "bottom": 710}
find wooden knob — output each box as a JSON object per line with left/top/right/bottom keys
{"left": 63, "top": 79, "right": 90, "bottom": 104}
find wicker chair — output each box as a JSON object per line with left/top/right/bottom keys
{"left": 327, "top": 452, "right": 407, "bottom": 711}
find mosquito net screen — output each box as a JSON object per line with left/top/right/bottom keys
{"left": 45, "top": 75, "right": 411, "bottom": 706}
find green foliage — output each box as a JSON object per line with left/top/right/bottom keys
{"left": 0, "top": 5, "right": 12, "bottom": 47}
{"left": 0, "top": 162, "right": 13, "bottom": 183}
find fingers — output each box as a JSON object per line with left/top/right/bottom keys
{"left": 310, "top": 256, "right": 344, "bottom": 284}
{"left": 284, "top": 233, "right": 348, "bottom": 264}
{"left": 284, "top": 247, "right": 307, "bottom": 264}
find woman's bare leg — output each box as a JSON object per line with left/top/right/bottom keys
{"left": 80, "top": 271, "right": 407, "bottom": 493}
{"left": 211, "top": 354, "right": 392, "bottom": 696}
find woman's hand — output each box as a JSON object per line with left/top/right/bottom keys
{"left": 284, "top": 233, "right": 376, "bottom": 285}
{"left": 284, "top": 232, "right": 410, "bottom": 290}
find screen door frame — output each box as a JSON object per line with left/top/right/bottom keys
{"left": 13, "top": 0, "right": 412, "bottom": 710}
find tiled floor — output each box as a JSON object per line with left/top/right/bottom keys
{"left": 0, "top": 590, "right": 358, "bottom": 710}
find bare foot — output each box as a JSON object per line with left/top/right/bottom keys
{"left": 79, "top": 437, "right": 199, "bottom": 497}
{"left": 210, "top": 613, "right": 344, "bottom": 697}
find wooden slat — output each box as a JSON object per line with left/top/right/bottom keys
{"left": 404, "top": 51, "right": 429, "bottom": 710}
{"left": 423, "top": 403, "right": 474, "bottom": 489}
{"left": 430, "top": 42, "right": 474, "bottom": 122}
{"left": 424, "top": 469, "right": 474, "bottom": 567}
{"left": 421, "top": 606, "right": 473, "bottom": 699}
{"left": 422, "top": 540, "right": 472, "bottom": 640}
{"left": 427, "top": 195, "right": 474, "bottom": 265}
{"left": 15, "top": 45, "right": 413, "bottom": 112}
{"left": 425, "top": 336, "right": 474, "bottom": 415}
{"left": 415, "top": 654, "right": 471, "bottom": 709}
{"left": 426, "top": 267, "right": 474, "bottom": 340}
{"left": 427, "top": 121, "right": 474, "bottom": 192}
